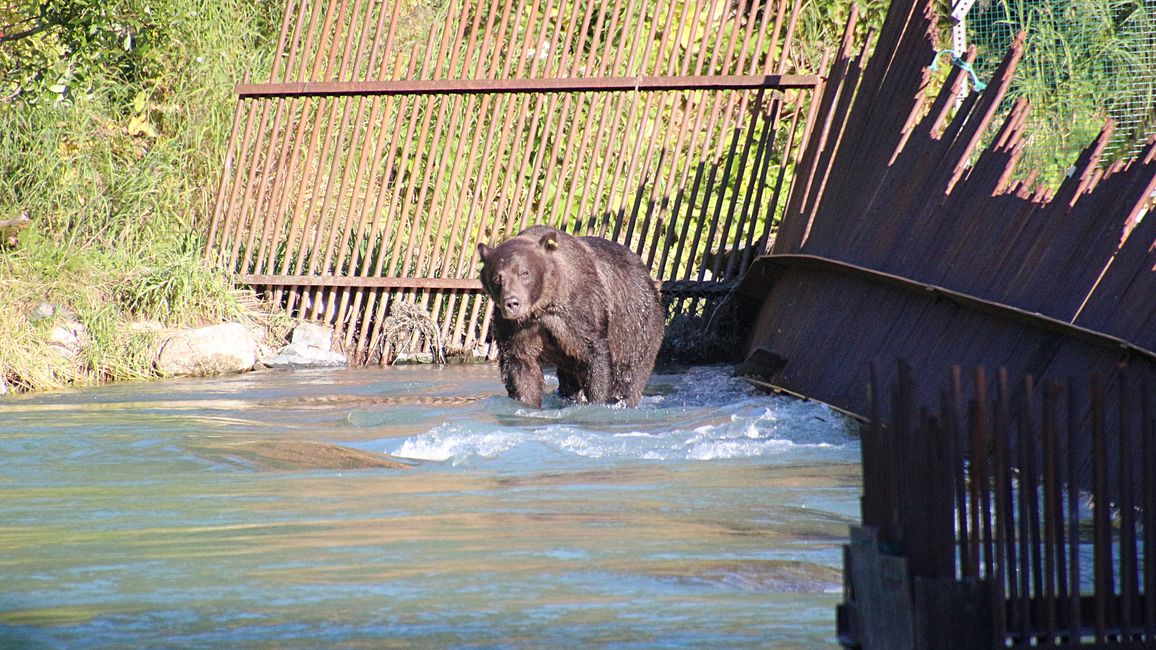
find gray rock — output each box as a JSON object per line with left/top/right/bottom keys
{"left": 156, "top": 322, "right": 259, "bottom": 376}
{"left": 290, "top": 321, "right": 334, "bottom": 351}
{"left": 48, "top": 321, "right": 87, "bottom": 360}
{"left": 259, "top": 342, "right": 346, "bottom": 369}
{"left": 30, "top": 302, "right": 55, "bottom": 321}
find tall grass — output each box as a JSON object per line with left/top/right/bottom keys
{"left": 0, "top": 0, "right": 281, "bottom": 392}
{"left": 970, "top": 0, "right": 1155, "bottom": 184}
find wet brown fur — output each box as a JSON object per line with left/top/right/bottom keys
{"left": 477, "top": 225, "right": 665, "bottom": 408}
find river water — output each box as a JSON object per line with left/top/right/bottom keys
{"left": 0, "top": 363, "right": 861, "bottom": 648}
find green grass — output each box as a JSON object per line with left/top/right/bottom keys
{"left": 0, "top": 0, "right": 281, "bottom": 392}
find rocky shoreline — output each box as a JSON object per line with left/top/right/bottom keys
{"left": 0, "top": 304, "right": 351, "bottom": 398}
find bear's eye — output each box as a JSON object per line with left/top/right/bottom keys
{"left": 520, "top": 269, "right": 530, "bottom": 279}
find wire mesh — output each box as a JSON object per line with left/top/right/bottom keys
{"left": 965, "top": 0, "right": 1156, "bottom": 180}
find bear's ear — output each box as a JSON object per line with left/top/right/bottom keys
{"left": 477, "top": 242, "right": 491, "bottom": 262}
{"left": 537, "top": 230, "right": 560, "bottom": 251}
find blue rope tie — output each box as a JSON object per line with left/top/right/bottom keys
{"left": 929, "top": 49, "right": 988, "bottom": 93}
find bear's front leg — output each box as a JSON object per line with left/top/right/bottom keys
{"left": 500, "top": 354, "right": 545, "bottom": 408}
{"left": 582, "top": 349, "right": 612, "bottom": 404}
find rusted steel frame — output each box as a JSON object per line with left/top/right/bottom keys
{"left": 338, "top": 50, "right": 413, "bottom": 355}
{"left": 309, "top": 0, "right": 381, "bottom": 312}
{"left": 740, "top": 254, "right": 1156, "bottom": 363}
{"left": 539, "top": 3, "right": 605, "bottom": 230}
{"left": 273, "top": 0, "right": 346, "bottom": 309}
{"left": 635, "top": 0, "right": 717, "bottom": 271}
{"left": 266, "top": 0, "right": 300, "bottom": 85}
{"left": 641, "top": 0, "right": 716, "bottom": 266}
{"left": 207, "top": 76, "right": 257, "bottom": 261}
{"left": 750, "top": 91, "right": 804, "bottom": 267}
{"left": 459, "top": 0, "right": 553, "bottom": 358}
{"left": 204, "top": 86, "right": 247, "bottom": 252}
{"left": 399, "top": 3, "right": 478, "bottom": 342}
{"left": 707, "top": 88, "right": 768, "bottom": 281}
{"left": 639, "top": 0, "right": 767, "bottom": 257}
{"left": 415, "top": 5, "right": 492, "bottom": 341}
{"left": 281, "top": 0, "right": 318, "bottom": 85}
{"left": 407, "top": 0, "right": 540, "bottom": 361}
{"left": 352, "top": 49, "right": 425, "bottom": 360}
{"left": 241, "top": 274, "right": 483, "bottom": 290}
{"left": 501, "top": 0, "right": 569, "bottom": 236}
{"left": 330, "top": 4, "right": 404, "bottom": 337}
{"left": 636, "top": 0, "right": 734, "bottom": 267}
{"left": 696, "top": 0, "right": 764, "bottom": 279}
{"left": 249, "top": 95, "right": 305, "bottom": 276}
{"left": 1014, "top": 375, "right": 1040, "bottom": 641}
{"left": 524, "top": 0, "right": 596, "bottom": 228}
{"left": 284, "top": 52, "right": 354, "bottom": 313}
{"left": 587, "top": 0, "right": 702, "bottom": 241}
{"left": 575, "top": 0, "right": 647, "bottom": 239}
{"left": 608, "top": 0, "right": 672, "bottom": 245}
{"left": 366, "top": 21, "right": 463, "bottom": 362}
{"left": 774, "top": 12, "right": 862, "bottom": 253}
{"left": 448, "top": 0, "right": 532, "bottom": 355}
{"left": 303, "top": 0, "right": 379, "bottom": 322}
{"left": 437, "top": 0, "right": 519, "bottom": 350}
{"left": 968, "top": 368, "right": 991, "bottom": 579}
{"left": 948, "top": 366, "right": 972, "bottom": 578}
{"left": 223, "top": 92, "right": 277, "bottom": 272}
{"left": 678, "top": 2, "right": 753, "bottom": 280}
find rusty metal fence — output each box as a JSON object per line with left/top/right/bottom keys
{"left": 841, "top": 360, "right": 1156, "bottom": 648}
{"left": 205, "top": 0, "right": 822, "bottom": 364}
{"left": 738, "top": 0, "right": 1156, "bottom": 418}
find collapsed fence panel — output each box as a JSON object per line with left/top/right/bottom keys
{"left": 737, "top": 0, "right": 1156, "bottom": 419}
{"left": 205, "top": 0, "right": 822, "bottom": 364}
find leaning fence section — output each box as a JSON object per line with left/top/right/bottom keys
{"left": 204, "top": 0, "right": 821, "bottom": 364}
{"left": 841, "top": 360, "right": 1156, "bottom": 648}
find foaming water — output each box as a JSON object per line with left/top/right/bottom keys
{"left": 0, "top": 364, "right": 860, "bottom": 648}
{"left": 386, "top": 366, "right": 850, "bottom": 465}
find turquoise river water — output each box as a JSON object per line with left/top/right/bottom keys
{"left": 0, "top": 363, "right": 861, "bottom": 648}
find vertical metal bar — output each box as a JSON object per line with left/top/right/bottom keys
{"left": 441, "top": 0, "right": 519, "bottom": 350}
{"left": 1091, "top": 374, "right": 1111, "bottom": 643}
{"left": 353, "top": 49, "right": 423, "bottom": 360}
{"left": 210, "top": 86, "right": 258, "bottom": 265}
{"left": 450, "top": 0, "right": 531, "bottom": 350}
{"left": 367, "top": 14, "right": 460, "bottom": 361}
{"left": 1042, "top": 382, "right": 1063, "bottom": 644}
{"left": 303, "top": 0, "right": 376, "bottom": 321}
{"left": 206, "top": 73, "right": 252, "bottom": 255}
{"left": 992, "top": 368, "right": 1014, "bottom": 639}
{"left": 1066, "top": 380, "right": 1082, "bottom": 639}
{"left": 1117, "top": 371, "right": 1137, "bottom": 638}
{"left": 331, "top": 2, "right": 403, "bottom": 341}
{"left": 1142, "top": 376, "right": 1155, "bottom": 641}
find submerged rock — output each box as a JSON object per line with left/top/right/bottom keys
{"left": 156, "top": 322, "right": 259, "bottom": 376}
{"left": 259, "top": 320, "right": 347, "bottom": 369}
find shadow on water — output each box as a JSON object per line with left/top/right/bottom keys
{"left": 0, "top": 364, "right": 860, "bottom": 649}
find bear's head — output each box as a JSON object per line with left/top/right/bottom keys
{"left": 477, "top": 228, "right": 561, "bottom": 321}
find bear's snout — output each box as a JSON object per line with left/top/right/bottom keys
{"left": 501, "top": 295, "right": 525, "bottom": 319}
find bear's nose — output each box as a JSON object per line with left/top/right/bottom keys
{"left": 504, "top": 297, "right": 521, "bottom": 314}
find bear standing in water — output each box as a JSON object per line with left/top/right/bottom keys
{"left": 477, "top": 225, "right": 665, "bottom": 408}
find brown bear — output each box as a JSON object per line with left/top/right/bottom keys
{"left": 477, "top": 225, "right": 665, "bottom": 408}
